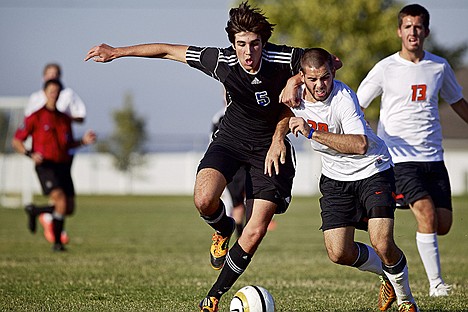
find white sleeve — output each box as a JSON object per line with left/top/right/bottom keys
{"left": 440, "top": 61, "right": 464, "bottom": 105}
{"left": 337, "top": 90, "right": 366, "bottom": 135}
{"left": 356, "top": 63, "right": 383, "bottom": 109}
{"left": 25, "top": 90, "right": 45, "bottom": 116}
{"left": 68, "top": 89, "right": 87, "bottom": 119}
{"left": 58, "top": 88, "right": 87, "bottom": 119}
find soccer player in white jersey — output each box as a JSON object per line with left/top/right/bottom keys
{"left": 357, "top": 4, "right": 468, "bottom": 297}
{"left": 283, "top": 48, "right": 418, "bottom": 312}
{"left": 85, "top": 3, "right": 341, "bottom": 311}
{"left": 26, "top": 63, "right": 86, "bottom": 123}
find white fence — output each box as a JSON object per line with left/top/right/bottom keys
{"left": 1, "top": 149, "right": 467, "bottom": 206}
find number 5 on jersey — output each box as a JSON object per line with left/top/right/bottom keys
{"left": 255, "top": 91, "right": 270, "bottom": 106}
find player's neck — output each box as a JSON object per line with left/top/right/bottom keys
{"left": 399, "top": 49, "right": 425, "bottom": 63}
{"left": 45, "top": 102, "right": 57, "bottom": 111}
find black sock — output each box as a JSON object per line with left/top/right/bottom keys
{"left": 201, "top": 201, "right": 235, "bottom": 236}
{"left": 52, "top": 214, "right": 64, "bottom": 244}
{"left": 207, "top": 241, "right": 252, "bottom": 299}
{"left": 32, "top": 204, "right": 54, "bottom": 216}
{"left": 382, "top": 254, "right": 407, "bottom": 274}
{"left": 352, "top": 242, "right": 369, "bottom": 268}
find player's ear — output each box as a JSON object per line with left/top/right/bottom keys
{"left": 424, "top": 27, "right": 430, "bottom": 38}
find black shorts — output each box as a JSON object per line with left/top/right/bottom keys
{"left": 35, "top": 161, "right": 75, "bottom": 197}
{"left": 319, "top": 168, "right": 395, "bottom": 232}
{"left": 197, "top": 138, "right": 296, "bottom": 214}
{"left": 394, "top": 161, "right": 452, "bottom": 210}
{"left": 226, "top": 166, "right": 246, "bottom": 207}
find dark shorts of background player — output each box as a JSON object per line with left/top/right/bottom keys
{"left": 197, "top": 139, "right": 295, "bottom": 214}
{"left": 319, "top": 168, "right": 395, "bottom": 232}
{"left": 394, "top": 161, "right": 452, "bottom": 211}
{"left": 226, "top": 166, "right": 246, "bottom": 207}
{"left": 35, "top": 160, "right": 75, "bottom": 197}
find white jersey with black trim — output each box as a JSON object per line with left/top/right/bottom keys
{"left": 292, "top": 81, "right": 392, "bottom": 181}
{"left": 25, "top": 88, "right": 86, "bottom": 120}
{"left": 357, "top": 51, "right": 463, "bottom": 163}
{"left": 186, "top": 43, "right": 304, "bottom": 147}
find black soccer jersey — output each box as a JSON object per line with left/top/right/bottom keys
{"left": 186, "top": 43, "right": 304, "bottom": 147}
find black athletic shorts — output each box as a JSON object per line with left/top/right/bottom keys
{"left": 197, "top": 138, "right": 296, "bottom": 214}
{"left": 226, "top": 166, "right": 246, "bottom": 207}
{"left": 393, "top": 161, "right": 452, "bottom": 211}
{"left": 319, "top": 168, "right": 396, "bottom": 231}
{"left": 35, "top": 161, "right": 75, "bottom": 196}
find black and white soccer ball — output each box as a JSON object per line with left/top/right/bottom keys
{"left": 229, "top": 285, "right": 275, "bottom": 312}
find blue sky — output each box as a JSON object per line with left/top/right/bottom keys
{"left": 1, "top": 0, "right": 467, "bottom": 144}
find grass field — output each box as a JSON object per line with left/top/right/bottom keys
{"left": 1, "top": 195, "right": 467, "bottom": 311}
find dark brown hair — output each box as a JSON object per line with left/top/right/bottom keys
{"left": 398, "top": 4, "right": 430, "bottom": 30}
{"left": 300, "top": 48, "right": 333, "bottom": 72}
{"left": 225, "top": 1, "right": 275, "bottom": 44}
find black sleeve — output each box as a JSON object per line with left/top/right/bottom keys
{"left": 186, "top": 46, "right": 222, "bottom": 80}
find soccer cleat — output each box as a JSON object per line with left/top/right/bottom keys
{"left": 39, "top": 213, "right": 69, "bottom": 244}
{"left": 198, "top": 296, "right": 219, "bottom": 312}
{"left": 210, "top": 231, "right": 231, "bottom": 270}
{"left": 24, "top": 204, "right": 37, "bottom": 233}
{"left": 52, "top": 243, "right": 66, "bottom": 252}
{"left": 398, "top": 301, "right": 419, "bottom": 312}
{"left": 430, "top": 283, "right": 451, "bottom": 297}
{"left": 378, "top": 275, "right": 396, "bottom": 311}
{"left": 39, "top": 213, "right": 55, "bottom": 243}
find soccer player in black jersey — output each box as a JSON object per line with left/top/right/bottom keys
{"left": 85, "top": 2, "right": 339, "bottom": 311}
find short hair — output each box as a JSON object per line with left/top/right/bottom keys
{"left": 398, "top": 4, "right": 430, "bottom": 30}
{"left": 300, "top": 48, "right": 333, "bottom": 73}
{"left": 43, "top": 63, "right": 62, "bottom": 77}
{"left": 43, "top": 78, "right": 63, "bottom": 92}
{"left": 225, "top": 1, "right": 275, "bottom": 44}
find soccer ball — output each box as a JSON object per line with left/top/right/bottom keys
{"left": 229, "top": 285, "right": 275, "bottom": 312}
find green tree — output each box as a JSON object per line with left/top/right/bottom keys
{"left": 246, "top": 0, "right": 467, "bottom": 120}
{"left": 97, "top": 92, "right": 147, "bottom": 172}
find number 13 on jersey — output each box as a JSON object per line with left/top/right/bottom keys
{"left": 411, "top": 84, "right": 427, "bottom": 101}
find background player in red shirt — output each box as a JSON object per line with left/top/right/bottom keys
{"left": 12, "top": 79, "right": 96, "bottom": 252}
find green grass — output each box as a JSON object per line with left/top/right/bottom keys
{"left": 1, "top": 195, "right": 467, "bottom": 311}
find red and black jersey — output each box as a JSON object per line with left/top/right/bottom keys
{"left": 15, "top": 106, "right": 74, "bottom": 163}
{"left": 186, "top": 43, "right": 304, "bottom": 148}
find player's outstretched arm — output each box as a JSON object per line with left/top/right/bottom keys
{"left": 85, "top": 43, "right": 189, "bottom": 63}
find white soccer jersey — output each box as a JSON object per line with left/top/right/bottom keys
{"left": 292, "top": 81, "right": 392, "bottom": 181}
{"left": 25, "top": 88, "right": 86, "bottom": 120}
{"left": 357, "top": 51, "right": 463, "bottom": 163}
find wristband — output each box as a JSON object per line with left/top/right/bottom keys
{"left": 25, "top": 150, "right": 32, "bottom": 158}
{"left": 307, "top": 128, "right": 315, "bottom": 139}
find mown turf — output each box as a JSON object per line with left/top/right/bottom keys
{"left": 1, "top": 195, "right": 467, "bottom": 311}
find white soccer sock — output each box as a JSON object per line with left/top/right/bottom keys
{"left": 357, "top": 244, "right": 384, "bottom": 275}
{"left": 384, "top": 263, "right": 414, "bottom": 305}
{"left": 416, "top": 232, "right": 444, "bottom": 288}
